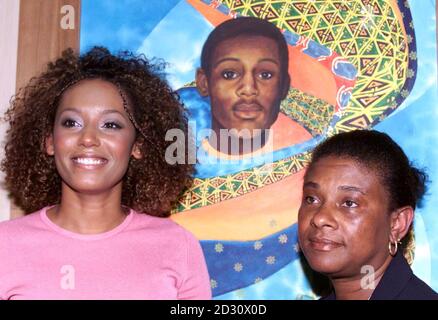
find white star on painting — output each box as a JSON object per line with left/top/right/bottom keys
{"left": 266, "top": 256, "right": 276, "bottom": 265}
{"left": 234, "top": 263, "right": 243, "bottom": 272}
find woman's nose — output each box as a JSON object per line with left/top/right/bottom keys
{"left": 78, "top": 127, "right": 100, "bottom": 148}
{"left": 310, "top": 204, "right": 338, "bottom": 230}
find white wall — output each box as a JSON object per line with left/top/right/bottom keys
{"left": 0, "top": 0, "right": 20, "bottom": 221}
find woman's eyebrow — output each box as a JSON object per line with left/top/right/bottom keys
{"left": 57, "top": 107, "right": 80, "bottom": 114}
{"left": 100, "top": 109, "right": 125, "bottom": 116}
{"left": 303, "top": 181, "right": 319, "bottom": 189}
{"left": 58, "top": 107, "right": 125, "bottom": 116}
{"left": 338, "top": 185, "right": 366, "bottom": 195}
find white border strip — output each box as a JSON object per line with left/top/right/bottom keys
{"left": 0, "top": 0, "right": 20, "bottom": 221}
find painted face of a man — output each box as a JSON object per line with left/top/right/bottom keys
{"left": 197, "top": 35, "right": 289, "bottom": 138}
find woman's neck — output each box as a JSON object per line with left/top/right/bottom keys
{"left": 330, "top": 255, "right": 393, "bottom": 300}
{"left": 46, "top": 183, "right": 128, "bottom": 234}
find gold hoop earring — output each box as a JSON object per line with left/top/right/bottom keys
{"left": 388, "top": 238, "right": 400, "bottom": 256}
{"left": 388, "top": 241, "right": 397, "bottom": 256}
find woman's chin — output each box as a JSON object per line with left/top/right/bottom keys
{"left": 63, "top": 181, "right": 121, "bottom": 195}
{"left": 306, "top": 256, "right": 345, "bottom": 276}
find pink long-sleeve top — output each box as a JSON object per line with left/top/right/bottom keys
{"left": 0, "top": 206, "right": 212, "bottom": 300}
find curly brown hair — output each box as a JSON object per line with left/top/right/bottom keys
{"left": 1, "top": 46, "right": 194, "bottom": 217}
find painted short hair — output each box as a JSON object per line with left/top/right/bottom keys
{"left": 200, "top": 16, "right": 290, "bottom": 87}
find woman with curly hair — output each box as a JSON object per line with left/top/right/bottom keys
{"left": 0, "top": 47, "right": 211, "bottom": 300}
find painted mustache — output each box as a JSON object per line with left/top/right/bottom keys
{"left": 232, "top": 101, "right": 263, "bottom": 112}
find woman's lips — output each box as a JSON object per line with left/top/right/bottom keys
{"left": 71, "top": 156, "right": 108, "bottom": 169}
{"left": 308, "top": 237, "right": 343, "bottom": 252}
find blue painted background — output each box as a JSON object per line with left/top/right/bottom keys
{"left": 376, "top": 0, "right": 437, "bottom": 290}
{"left": 81, "top": 0, "right": 438, "bottom": 293}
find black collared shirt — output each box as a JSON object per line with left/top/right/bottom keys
{"left": 321, "top": 250, "right": 438, "bottom": 300}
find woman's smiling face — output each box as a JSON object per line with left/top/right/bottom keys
{"left": 298, "top": 156, "right": 393, "bottom": 279}
{"left": 46, "top": 79, "right": 141, "bottom": 194}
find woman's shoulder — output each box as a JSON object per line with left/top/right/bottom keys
{"left": 373, "top": 251, "right": 438, "bottom": 300}
{"left": 130, "top": 210, "right": 199, "bottom": 242}
{"left": 392, "top": 252, "right": 438, "bottom": 300}
{"left": 0, "top": 209, "right": 44, "bottom": 233}
{"left": 0, "top": 209, "right": 46, "bottom": 247}
{"left": 401, "top": 274, "right": 438, "bottom": 300}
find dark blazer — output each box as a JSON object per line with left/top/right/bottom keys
{"left": 321, "top": 250, "right": 438, "bottom": 300}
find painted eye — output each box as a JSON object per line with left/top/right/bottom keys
{"left": 103, "top": 122, "right": 122, "bottom": 129}
{"left": 62, "top": 119, "right": 80, "bottom": 128}
{"left": 222, "top": 70, "right": 238, "bottom": 79}
{"left": 259, "top": 71, "right": 273, "bottom": 79}
{"left": 342, "top": 200, "right": 358, "bottom": 208}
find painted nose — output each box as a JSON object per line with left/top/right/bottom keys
{"left": 237, "top": 73, "right": 258, "bottom": 97}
